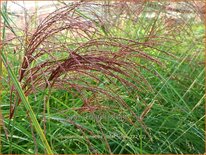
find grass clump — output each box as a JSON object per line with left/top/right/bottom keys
{"left": 1, "top": 1, "right": 205, "bottom": 154}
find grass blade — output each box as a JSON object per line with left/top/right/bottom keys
{"left": 1, "top": 53, "right": 53, "bottom": 154}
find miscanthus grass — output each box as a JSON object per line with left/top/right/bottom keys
{"left": 1, "top": 1, "right": 205, "bottom": 154}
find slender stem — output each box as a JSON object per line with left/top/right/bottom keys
{"left": 0, "top": 1, "right": 7, "bottom": 153}
{"left": 0, "top": 1, "right": 2, "bottom": 153}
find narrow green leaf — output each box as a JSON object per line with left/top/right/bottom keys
{"left": 1, "top": 54, "right": 53, "bottom": 154}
